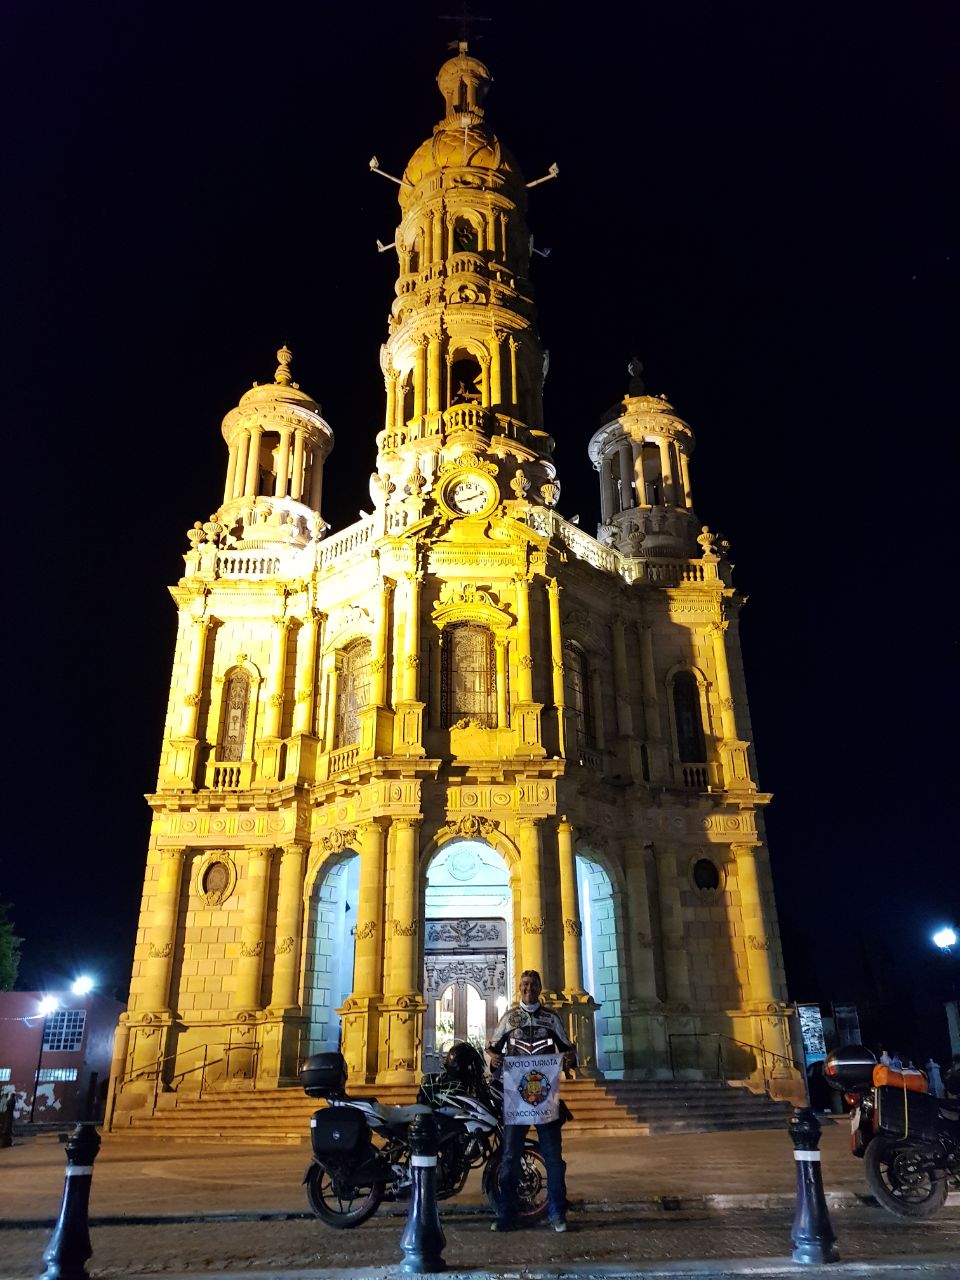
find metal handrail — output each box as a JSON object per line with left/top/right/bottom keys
{"left": 668, "top": 1031, "right": 800, "bottom": 1085}
{"left": 120, "top": 1040, "right": 259, "bottom": 1093}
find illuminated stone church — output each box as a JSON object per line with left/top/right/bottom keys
{"left": 109, "top": 45, "right": 796, "bottom": 1124}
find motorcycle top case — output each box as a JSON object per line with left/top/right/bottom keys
{"left": 310, "top": 1105, "right": 369, "bottom": 1159}
{"left": 823, "top": 1045, "right": 876, "bottom": 1091}
{"left": 875, "top": 1085, "right": 941, "bottom": 1143}
{"left": 872, "top": 1064, "right": 928, "bottom": 1093}
{"left": 300, "top": 1052, "right": 348, "bottom": 1097}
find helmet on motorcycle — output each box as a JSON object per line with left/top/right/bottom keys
{"left": 442, "top": 1041, "right": 486, "bottom": 1091}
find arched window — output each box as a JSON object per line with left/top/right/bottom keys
{"left": 562, "top": 642, "right": 592, "bottom": 751}
{"left": 449, "top": 355, "right": 483, "bottom": 407}
{"left": 453, "top": 217, "right": 479, "bottom": 253}
{"left": 442, "top": 624, "right": 496, "bottom": 727}
{"left": 334, "top": 640, "right": 372, "bottom": 748}
{"left": 672, "top": 672, "right": 706, "bottom": 763}
{"left": 221, "top": 670, "right": 251, "bottom": 761}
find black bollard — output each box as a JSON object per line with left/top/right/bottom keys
{"left": 399, "top": 1112, "right": 446, "bottom": 1274}
{"left": 789, "top": 1106, "right": 839, "bottom": 1265}
{"left": 39, "top": 1123, "right": 101, "bottom": 1280}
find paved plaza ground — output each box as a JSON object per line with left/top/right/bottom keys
{"left": 2, "top": 1124, "right": 958, "bottom": 1278}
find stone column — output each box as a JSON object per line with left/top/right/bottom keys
{"left": 427, "top": 334, "right": 442, "bottom": 414}
{"left": 413, "top": 337, "right": 427, "bottom": 419}
{"left": 611, "top": 615, "right": 634, "bottom": 738}
{"left": 244, "top": 424, "right": 263, "bottom": 497}
{"left": 141, "top": 848, "right": 187, "bottom": 1011}
{"left": 618, "top": 441, "right": 634, "bottom": 510}
{"left": 513, "top": 576, "right": 534, "bottom": 702}
{"left": 270, "top": 843, "right": 307, "bottom": 1010}
{"left": 546, "top": 579, "right": 565, "bottom": 753}
{"left": 224, "top": 443, "right": 239, "bottom": 505}
{"left": 518, "top": 817, "right": 546, "bottom": 976}
{"left": 432, "top": 210, "right": 444, "bottom": 262}
{"left": 710, "top": 622, "right": 739, "bottom": 740}
{"left": 430, "top": 635, "right": 442, "bottom": 727}
{"left": 262, "top": 616, "right": 291, "bottom": 739}
{"left": 308, "top": 447, "right": 324, "bottom": 514}
{"left": 638, "top": 623, "right": 662, "bottom": 739}
{"left": 180, "top": 616, "right": 211, "bottom": 739}
{"left": 293, "top": 611, "right": 322, "bottom": 735}
{"left": 402, "top": 573, "right": 421, "bottom": 702}
{"left": 625, "top": 843, "right": 659, "bottom": 1002}
{"left": 657, "top": 438, "right": 674, "bottom": 505}
{"left": 495, "top": 637, "right": 508, "bottom": 727}
{"left": 508, "top": 337, "right": 519, "bottom": 408}
{"left": 589, "top": 669, "right": 606, "bottom": 750}
{"left": 557, "top": 819, "right": 585, "bottom": 995}
{"left": 353, "top": 821, "right": 387, "bottom": 998}
{"left": 632, "top": 442, "right": 647, "bottom": 506}
{"left": 679, "top": 450, "right": 693, "bottom": 508}
{"left": 233, "top": 431, "right": 250, "bottom": 499}
{"left": 490, "top": 331, "right": 503, "bottom": 404}
{"left": 290, "top": 429, "right": 305, "bottom": 500}
{"left": 371, "top": 579, "right": 394, "bottom": 706}
{"left": 275, "top": 427, "right": 292, "bottom": 497}
{"left": 236, "top": 848, "right": 274, "bottom": 1010}
{"left": 385, "top": 374, "right": 397, "bottom": 431}
{"left": 599, "top": 456, "right": 614, "bottom": 524}
{"left": 734, "top": 844, "right": 777, "bottom": 1004}
{"left": 387, "top": 819, "right": 421, "bottom": 996}
{"left": 323, "top": 657, "right": 340, "bottom": 750}
{"left": 655, "top": 847, "right": 690, "bottom": 1003}
{"left": 479, "top": 354, "right": 491, "bottom": 407}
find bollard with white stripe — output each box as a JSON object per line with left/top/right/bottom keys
{"left": 39, "top": 1122, "right": 101, "bottom": 1280}
{"left": 789, "top": 1106, "right": 839, "bottom": 1265}
{"left": 399, "top": 1112, "right": 446, "bottom": 1274}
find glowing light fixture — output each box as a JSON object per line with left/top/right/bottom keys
{"left": 37, "top": 995, "right": 58, "bottom": 1016}
{"left": 71, "top": 975, "right": 94, "bottom": 996}
{"left": 933, "top": 927, "right": 957, "bottom": 951}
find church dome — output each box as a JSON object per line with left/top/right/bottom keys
{"left": 400, "top": 47, "right": 524, "bottom": 193}
{"left": 221, "top": 345, "right": 328, "bottom": 446}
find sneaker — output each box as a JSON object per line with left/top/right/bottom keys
{"left": 551, "top": 1218, "right": 568, "bottom": 1233}
{"left": 490, "top": 1220, "right": 518, "bottom": 1232}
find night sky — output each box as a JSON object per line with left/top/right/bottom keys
{"left": 5, "top": 2, "right": 956, "bottom": 1058}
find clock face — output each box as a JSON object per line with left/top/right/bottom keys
{"left": 440, "top": 471, "right": 497, "bottom": 517}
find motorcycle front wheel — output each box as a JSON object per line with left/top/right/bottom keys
{"left": 864, "top": 1137, "right": 948, "bottom": 1219}
{"left": 482, "top": 1142, "right": 549, "bottom": 1223}
{"left": 304, "top": 1160, "right": 384, "bottom": 1227}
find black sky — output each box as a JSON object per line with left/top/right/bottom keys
{"left": 3, "top": 1, "right": 956, "bottom": 1055}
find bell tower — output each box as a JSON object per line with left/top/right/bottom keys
{"left": 373, "top": 44, "right": 560, "bottom": 524}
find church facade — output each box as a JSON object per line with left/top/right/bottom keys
{"left": 109, "top": 46, "right": 797, "bottom": 1126}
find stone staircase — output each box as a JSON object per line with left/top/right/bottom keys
{"left": 113, "top": 1078, "right": 789, "bottom": 1144}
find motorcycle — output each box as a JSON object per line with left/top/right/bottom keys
{"left": 824, "top": 1045, "right": 960, "bottom": 1219}
{"left": 299, "top": 1049, "right": 549, "bottom": 1228}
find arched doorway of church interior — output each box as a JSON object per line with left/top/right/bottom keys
{"left": 422, "top": 840, "right": 512, "bottom": 1073}
{"left": 576, "top": 855, "right": 625, "bottom": 1078}
{"left": 302, "top": 854, "right": 360, "bottom": 1057}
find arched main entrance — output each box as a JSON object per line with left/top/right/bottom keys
{"left": 422, "top": 840, "right": 513, "bottom": 1073}
{"left": 303, "top": 854, "right": 360, "bottom": 1056}
{"left": 577, "top": 854, "right": 625, "bottom": 1077}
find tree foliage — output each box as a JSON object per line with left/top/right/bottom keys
{"left": 0, "top": 900, "right": 22, "bottom": 990}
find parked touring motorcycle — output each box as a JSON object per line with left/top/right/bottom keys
{"left": 299, "top": 1046, "right": 548, "bottom": 1227}
{"left": 824, "top": 1045, "right": 960, "bottom": 1218}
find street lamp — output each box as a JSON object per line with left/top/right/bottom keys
{"left": 71, "top": 975, "right": 94, "bottom": 996}
{"left": 30, "top": 996, "right": 59, "bottom": 1124}
{"left": 933, "top": 927, "right": 957, "bottom": 952}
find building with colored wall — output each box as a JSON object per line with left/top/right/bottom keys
{"left": 109, "top": 45, "right": 798, "bottom": 1127}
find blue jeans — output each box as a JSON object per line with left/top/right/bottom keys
{"left": 498, "top": 1119, "right": 566, "bottom": 1223}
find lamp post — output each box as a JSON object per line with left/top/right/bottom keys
{"left": 933, "top": 927, "right": 959, "bottom": 1055}
{"left": 30, "top": 996, "right": 59, "bottom": 1125}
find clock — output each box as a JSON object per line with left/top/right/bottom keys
{"left": 438, "top": 470, "right": 498, "bottom": 518}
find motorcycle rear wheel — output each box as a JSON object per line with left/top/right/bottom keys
{"left": 482, "top": 1142, "right": 550, "bottom": 1223}
{"left": 305, "top": 1160, "right": 384, "bottom": 1227}
{"left": 864, "top": 1136, "right": 948, "bottom": 1219}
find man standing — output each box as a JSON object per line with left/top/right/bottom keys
{"left": 487, "top": 969, "right": 576, "bottom": 1232}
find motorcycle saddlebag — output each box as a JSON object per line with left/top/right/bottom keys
{"left": 875, "top": 1085, "right": 941, "bottom": 1143}
{"left": 300, "top": 1052, "right": 348, "bottom": 1098}
{"left": 872, "top": 1065, "right": 928, "bottom": 1093}
{"left": 310, "top": 1106, "right": 370, "bottom": 1160}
